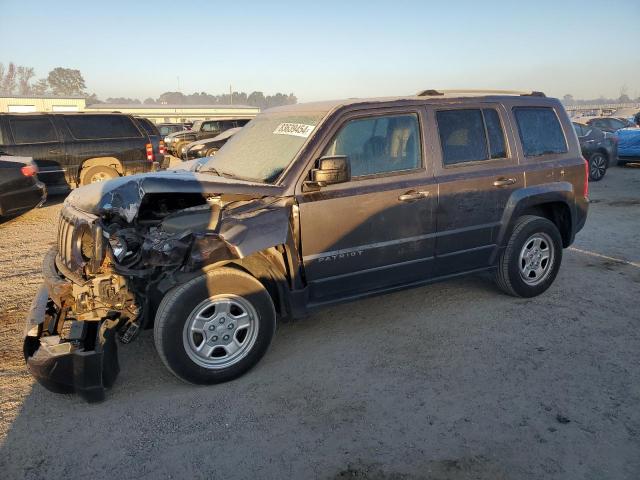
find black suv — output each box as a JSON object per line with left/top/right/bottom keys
{"left": 164, "top": 118, "right": 252, "bottom": 157}
{"left": 24, "top": 90, "right": 588, "bottom": 401}
{"left": 0, "top": 113, "right": 160, "bottom": 193}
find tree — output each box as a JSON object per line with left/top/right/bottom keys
{"left": 143, "top": 97, "right": 156, "bottom": 104}
{"left": 0, "top": 62, "right": 17, "bottom": 95}
{"left": 17, "top": 66, "right": 35, "bottom": 95}
{"left": 31, "top": 79, "right": 49, "bottom": 95}
{"left": 47, "top": 67, "right": 86, "bottom": 96}
{"left": 85, "top": 93, "right": 102, "bottom": 105}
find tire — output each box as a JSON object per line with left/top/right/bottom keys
{"left": 205, "top": 147, "right": 219, "bottom": 157}
{"left": 495, "top": 215, "right": 563, "bottom": 298}
{"left": 80, "top": 165, "right": 119, "bottom": 186}
{"left": 588, "top": 152, "right": 607, "bottom": 181}
{"left": 154, "top": 267, "right": 276, "bottom": 384}
{"left": 173, "top": 141, "right": 187, "bottom": 158}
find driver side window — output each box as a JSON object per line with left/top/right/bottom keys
{"left": 322, "top": 113, "right": 421, "bottom": 177}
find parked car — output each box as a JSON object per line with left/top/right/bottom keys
{"left": 182, "top": 127, "right": 241, "bottom": 160}
{"left": 586, "top": 117, "right": 636, "bottom": 133}
{"left": 572, "top": 122, "right": 617, "bottom": 181}
{"left": 24, "top": 90, "right": 588, "bottom": 402}
{"left": 133, "top": 117, "right": 166, "bottom": 166}
{"left": 0, "top": 113, "right": 159, "bottom": 193}
{"left": 164, "top": 118, "right": 252, "bottom": 157}
{"left": 617, "top": 128, "right": 640, "bottom": 165}
{"left": 0, "top": 154, "right": 46, "bottom": 218}
{"left": 157, "top": 123, "right": 185, "bottom": 138}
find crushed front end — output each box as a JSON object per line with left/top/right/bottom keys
{"left": 23, "top": 205, "right": 140, "bottom": 402}
{"left": 23, "top": 171, "right": 289, "bottom": 402}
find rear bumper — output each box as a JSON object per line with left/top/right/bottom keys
{"left": 23, "top": 251, "right": 120, "bottom": 402}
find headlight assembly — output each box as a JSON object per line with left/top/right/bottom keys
{"left": 108, "top": 235, "right": 128, "bottom": 261}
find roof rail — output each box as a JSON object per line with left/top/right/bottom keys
{"left": 416, "top": 89, "right": 546, "bottom": 98}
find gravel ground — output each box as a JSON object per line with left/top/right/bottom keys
{"left": 1, "top": 165, "right": 639, "bottom": 479}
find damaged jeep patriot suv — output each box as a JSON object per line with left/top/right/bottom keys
{"left": 25, "top": 90, "right": 588, "bottom": 401}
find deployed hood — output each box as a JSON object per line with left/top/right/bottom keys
{"left": 65, "top": 170, "right": 282, "bottom": 222}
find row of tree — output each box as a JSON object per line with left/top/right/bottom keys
{"left": 0, "top": 63, "right": 86, "bottom": 97}
{"left": 0, "top": 62, "right": 297, "bottom": 109}
{"left": 93, "top": 91, "right": 298, "bottom": 109}
{"left": 562, "top": 89, "right": 640, "bottom": 105}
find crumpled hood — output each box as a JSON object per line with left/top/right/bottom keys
{"left": 65, "top": 170, "right": 282, "bottom": 222}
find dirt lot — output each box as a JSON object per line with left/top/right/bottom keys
{"left": 1, "top": 166, "right": 639, "bottom": 479}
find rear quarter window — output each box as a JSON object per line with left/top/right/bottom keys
{"left": 514, "top": 107, "right": 567, "bottom": 157}
{"left": 64, "top": 115, "right": 143, "bottom": 140}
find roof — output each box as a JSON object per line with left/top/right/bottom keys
{"left": 85, "top": 103, "right": 258, "bottom": 110}
{"left": 265, "top": 90, "right": 555, "bottom": 114}
{"left": 0, "top": 95, "right": 86, "bottom": 100}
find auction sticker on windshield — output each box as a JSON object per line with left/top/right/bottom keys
{"left": 273, "top": 123, "right": 315, "bottom": 138}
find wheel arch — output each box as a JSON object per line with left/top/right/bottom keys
{"left": 79, "top": 157, "right": 123, "bottom": 182}
{"left": 495, "top": 183, "right": 576, "bottom": 260}
{"left": 187, "top": 247, "right": 292, "bottom": 319}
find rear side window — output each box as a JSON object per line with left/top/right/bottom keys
{"left": 323, "top": 113, "right": 421, "bottom": 177}
{"left": 436, "top": 108, "right": 506, "bottom": 165}
{"left": 514, "top": 107, "right": 567, "bottom": 157}
{"left": 136, "top": 118, "right": 159, "bottom": 136}
{"left": 9, "top": 117, "right": 58, "bottom": 144}
{"left": 201, "top": 121, "right": 221, "bottom": 132}
{"left": 64, "top": 115, "right": 142, "bottom": 140}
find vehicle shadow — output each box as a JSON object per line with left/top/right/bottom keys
{"left": 0, "top": 271, "right": 498, "bottom": 478}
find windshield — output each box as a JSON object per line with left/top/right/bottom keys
{"left": 202, "top": 111, "right": 327, "bottom": 183}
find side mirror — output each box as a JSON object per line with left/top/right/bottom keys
{"left": 304, "top": 155, "right": 351, "bottom": 190}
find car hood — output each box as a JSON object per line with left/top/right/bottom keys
{"left": 65, "top": 170, "right": 282, "bottom": 222}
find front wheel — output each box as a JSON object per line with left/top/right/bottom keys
{"left": 154, "top": 267, "right": 276, "bottom": 384}
{"left": 588, "top": 153, "right": 607, "bottom": 181}
{"left": 495, "top": 215, "right": 563, "bottom": 297}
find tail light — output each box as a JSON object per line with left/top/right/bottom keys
{"left": 583, "top": 156, "right": 589, "bottom": 198}
{"left": 159, "top": 140, "right": 166, "bottom": 155}
{"left": 146, "top": 143, "right": 154, "bottom": 162}
{"left": 21, "top": 164, "right": 38, "bottom": 177}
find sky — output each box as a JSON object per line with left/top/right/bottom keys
{"left": 1, "top": 0, "right": 639, "bottom": 102}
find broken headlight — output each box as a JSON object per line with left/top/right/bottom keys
{"left": 108, "top": 235, "right": 127, "bottom": 261}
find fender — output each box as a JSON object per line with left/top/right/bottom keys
{"left": 493, "top": 182, "right": 575, "bottom": 261}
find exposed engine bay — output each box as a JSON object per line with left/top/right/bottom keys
{"left": 24, "top": 172, "right": 292, "bottom": 401}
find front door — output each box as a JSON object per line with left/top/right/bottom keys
{"left": 297, "top": 110, "right": 437, "bottom": 304}
{"left": 430, "top": 105, "right": 523, "bottom": 275}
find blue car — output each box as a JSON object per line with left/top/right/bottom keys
{"left": 617, "top": 128, "right": 640, "bottom": 165}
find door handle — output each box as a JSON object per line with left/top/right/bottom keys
{"left": 398, "top": 190, "right": 430, "bottom": 202}
{"left": 48, "top": 149, "right": 62, "bottom": 154}
{"left": 493, "top": 177, "right": 516, "bottom": 187}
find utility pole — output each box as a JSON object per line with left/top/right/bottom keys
{"left": 230, "top": 84, "right": 233, "bottom": 105}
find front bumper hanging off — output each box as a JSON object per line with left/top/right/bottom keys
{"left": 23, "top": 273, "right": 120, "bottom": 403}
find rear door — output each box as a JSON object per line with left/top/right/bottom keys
{"left": 297, "top": 108, "right": 437, "bottom": 303}
{"left": 430, "top": 104, "right": 523, "bottom": 274}
{"left": 5, "top": 115, "right": 67, "bottom": 189}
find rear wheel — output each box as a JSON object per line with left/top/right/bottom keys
{"left": 205, "top": 147, "right": 219, "bottom": 157}
{"left": 588, "top": 152, "right": 607, "bottom": 181}
{"left": 154, "top": 267, "right": 276, "bottom": 384}
{"left": 80, "top": 165, "right": 119, "bottom": 186}
{"left": 495, "top": 215, "right": 563, "bottom": 297}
